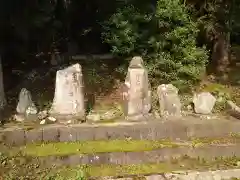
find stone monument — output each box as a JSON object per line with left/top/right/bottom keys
{"left": 15, "top": 88, "right": 38, "bottom": 121}
{"left": 157, "top": 84, "right": 182, "bottom": 119}
{"left": 122, "top": 56, "right": 151, "bottom": 120}
{"left": 49, "top": 63, "right": 85, "bottom": 122}
{"left": 193, "top": 92, "right": 216, "bottom": 114}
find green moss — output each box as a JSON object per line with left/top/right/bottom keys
{"left": 1, "top": 153, "right": 240, "bottom": 179}
{"left": 191, "top": 137, "right": 239, "bottom": 147}
{"left": 18, "top": 136, "right": 240, "bottom": 157}
{"left": 46, "top": 156, "right": 240, "bottom": 178}
{"left": 201, "top": 83, "right": 228, "bottom": 92}
{"left": 230, "top": 132, "right": 240, "bottom": 138}
{"left": 51, "top": 164, "right": 173, "bottom": 179}
{"left": 20, "top": 140, "right": 179, "bottom": 157}
{"left": 94, "top": 118, "right": 118, "bottom": 123}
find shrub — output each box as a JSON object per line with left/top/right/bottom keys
{"left": 102, "top": 0, "right": 209, "bottom": 90}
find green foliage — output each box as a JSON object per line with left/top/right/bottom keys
{"left": 102, "top": 0, "right": 209, "bottom": 90}
{"left": 102, "top": 5, "right": 152, "bottom": 56}
{"left": 46, "top": 170, "right": 87, "bottom": 180}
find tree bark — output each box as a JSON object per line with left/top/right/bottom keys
{"left": 211, "top": 33, "right": 231, "bottom": 75}
{"left": 0, "top": 55, "right": 6, "bottom": 120}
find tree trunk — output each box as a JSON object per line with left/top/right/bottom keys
{"left": 211, "top": 33, "right": 231, "bottom": 75}
{"left": 0, "top": 55, "right": 6, "bottom": 121}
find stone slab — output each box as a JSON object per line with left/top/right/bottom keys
{"left": 0, "top": 118, "right": 240, "bottom": 145}
{"left": 3, "top": 129, "right": 25, "bottom": 146}
{"left": 38, "top": 144, "right": 240, "bottom": 166}
{"left": 93, "top": 169, "right": 240, "bottom": 180}
{"left": 59, "top": 127, "right": 77, "bottom": 142}
{"left": 25, "top": 129, "right": 43, "bottom": 144}
{"left": 42, "top": 126, "right": 60, "bottom": 142}
{"left": 74, "top": 126, "right": 94, "bottom": 141}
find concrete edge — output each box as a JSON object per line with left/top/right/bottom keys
{"left": 0, "top": 119, "right": 240, "bottom": 146}
{"left": 94, "top": 169, "right": 240, "bottom": 180}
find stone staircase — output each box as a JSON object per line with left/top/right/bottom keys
{"left": 0, "top": 117, "right": 240, "bottom": 179}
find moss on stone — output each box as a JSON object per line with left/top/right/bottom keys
{"left": 1, "top": 152, "right": 240, "bottom": 179}
{"left": 46, "top": 156, "right": 240, "bottom": 178}
{"left": 190, "top": 137, "right": 239, "bottom": 147}
{"left": 18, "top": 136, "right": 240, "bottom": 157}
{"left": 20, "top": 140, "right": 179, "bottom": 157}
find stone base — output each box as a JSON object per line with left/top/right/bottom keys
{"left": 1, "top": 117, "right": 240, "bottom": 146}
{"left": 126, "top": 113, "right": 153, "bottom": 121}
{"left": 49, "top": 113, "right": 86, "bottom": 124}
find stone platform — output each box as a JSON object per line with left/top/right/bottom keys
{"left": 0, "top": 116, "right": 239, "bottom": 146}
{"left": 93, "top": 169, "right": 240, "bottom": 180}
{"left": 38, "top": 144, "right": 240, "bottom": 167}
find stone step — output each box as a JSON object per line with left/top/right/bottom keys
{"left": 1, "top": 118, "right": 240, "bottom": 146}
{"left": 29, "top": 144, "right": 240, "bottom": 167}
{"left": 93, "top": 169, "right": 240, "bottom": 180}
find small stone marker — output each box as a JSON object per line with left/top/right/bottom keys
{"left": 157, "top": 84, "right": 182, "bottom": 118}
{"left": 50, "top": 49, "right": 62, "bottom": 66}
{"left": 122, "top": 56, "right": 151, "bottom": 120}
{"left": 50, "top": 53, "right": 58, "bottom": 66}
{"left": 193, "top": 92, "right": 216, "bottom": 114}
{"left": 49, "top": 63, "right": 85, "bottom": 122}
{"left": 16, "top": 88, "right": 37, "bottom": 115}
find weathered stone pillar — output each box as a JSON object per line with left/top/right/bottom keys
{"left": 122, "top": 56, "right": 151, "bottom": 120}
{"left": 50, "top": 63, "right": 85, "bottom": 122}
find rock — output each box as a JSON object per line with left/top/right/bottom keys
{"left": 237, "top": 161, "right": 240, "bottom": 167}
{"left": 13, "top": 114, "right": 25, "bottom": 122}
{"left": 16, "top": 88, "right": 37, "bottom": 114}
{"left": 154, "top": 111, "right": 161, "bottom": 119}
{"left": 40, "top": 120, "right": 46, "bottom": 125}
{"left": 26, "top": 105, "right": 38, "bottom": 115}
{"left": 47, "top": 116, "right": 57, "bottom": 122}
{"left": 226, "top": 100, "right": 240, "bottom": 119}
{"left": 101, "top": 108, "right": 122, "bottom": 120}
{"left": 49, "top": 63, "right": 85, "bottom": 121}
{"left": 157, "top": 84, "right": 182, "bottom": 118}
{"left": 39, "top": 116, "right": 56, "bottom": 125}
{"left": 193, "top": 92, "right": 216, "bottom": 114}
{"left": 38, "top": 110, "right": 48, "bottom": 120}
{"left": 122, "top": 56, "right": 151, "bottom": 120}
{"left": 86, "top": 113, "right": 101, "bottom": 121}
{"left": 187, "top": 105, "right": 192, "bottom": 111}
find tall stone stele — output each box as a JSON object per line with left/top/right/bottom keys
{"left": 122, "top": 56, "right": 151, "bottom": 120}
{"left": 49, "top": 63, "right": 85, "bottom": 122}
